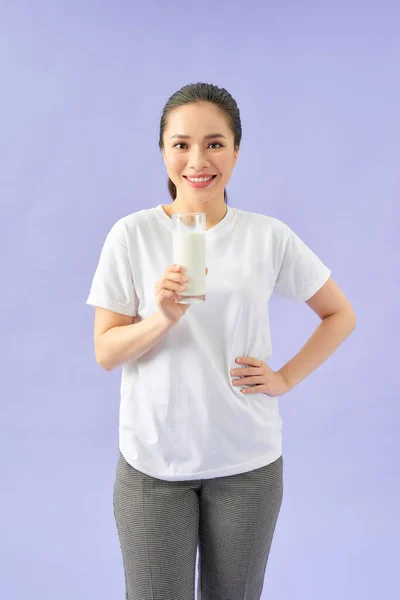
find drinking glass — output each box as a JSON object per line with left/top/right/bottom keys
{"left": 172, "top": 213, "right": 206, "bottom": 304}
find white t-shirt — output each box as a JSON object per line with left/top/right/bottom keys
{"left": 86, "top": 204, "right": 331, "bottom": 481}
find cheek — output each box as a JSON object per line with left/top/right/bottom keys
{"left": 167, "top": 155, "right": 184, "bottom": 173}
{"left": 219, "top": 160, "right": 233, "bottom": 178}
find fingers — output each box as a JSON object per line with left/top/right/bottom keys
{"left": 156, "top": 264, "right": 208, "bottom": 295}
{"left": 160, "top": 288, "right": 180, "bottom": 301}
{"left": 155, "top": 265, "right": 188, "bottom": 294}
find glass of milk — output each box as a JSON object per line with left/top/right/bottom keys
{"left": 172, "top": 213, "right": 206, "bottom": 304}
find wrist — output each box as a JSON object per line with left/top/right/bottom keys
{"left": 156, "top": 310, "right": 178, "bottom": 330}
{"left": 277, "top": 367, "right": 295, "bottom": 392}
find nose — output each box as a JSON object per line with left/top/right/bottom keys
{"left": 188, "top": 147, "right": 210, "bottom": 171}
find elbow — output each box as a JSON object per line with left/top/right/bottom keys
{"left": 98, "top": 357, "right": 121, "bottom": 372}
{"left": 95, "top": 340, "right": 112, "bottom": 371}
{"left": 324, "top": 307, "right": 356, "bottom": 332}
{"left": 339, "top": 307, "right": 357, "bottom": 332}
{"left": 98, "top": 360, "right": 112, "bottom": 372}
{"left": 346, "top": 307, "right": 357, "bottom": 329}
{"left": 95, "top": 351, "right": 112, "bottom": 372}
{"left": 96, "top": 358, "right": 109, "bottom": 371}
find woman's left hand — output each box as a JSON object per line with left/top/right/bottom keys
{"left": 231, "top": 356, "right": 292, "bottom": 397}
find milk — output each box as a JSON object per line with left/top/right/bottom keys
{"left": 173, "top": 229, "right": 205, "bottom": 302}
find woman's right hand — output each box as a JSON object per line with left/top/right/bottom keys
{"left": 155, "top": 264, "right": 208, "bottom": 325}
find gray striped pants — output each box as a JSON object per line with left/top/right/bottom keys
{"left": 113, "top": 450, "right": 284, "bottom": 600}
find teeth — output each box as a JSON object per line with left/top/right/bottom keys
{"left": 187, "top": 176, "right": 214, "bottom": 183}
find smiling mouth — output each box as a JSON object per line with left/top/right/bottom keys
{"left": 183, "top": 175, "right": 217, "bottom": 189}
{"left": 183, "top": 175, "right": 217, "bottom": 180}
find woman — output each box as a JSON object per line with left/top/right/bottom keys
{"left": 86, "top": 82, "right": 356, "bottom": 600}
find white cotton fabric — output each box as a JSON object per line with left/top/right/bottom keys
{"left": 86, "top": 204, "right": 331, "bottom": 481}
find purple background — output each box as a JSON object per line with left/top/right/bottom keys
{"left": 1, "top": 1, "right": 399, "bottom": 599}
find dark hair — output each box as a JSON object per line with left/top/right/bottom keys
{"left": 158, "top": 82, "right": 242, "bottom": 204}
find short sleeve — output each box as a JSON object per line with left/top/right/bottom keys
{"left": 273, "top": 222, "right": 331, "bottom": 304}
{"left": 86, "top": 220, "right": 139, "bottom": 316}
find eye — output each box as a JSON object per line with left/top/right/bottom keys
{"left": 173, "top": 142, "right": 224, "bottom": 150}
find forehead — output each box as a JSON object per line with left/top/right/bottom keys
{"left": 165, "top": 102, "right": 230, "bottom": 134}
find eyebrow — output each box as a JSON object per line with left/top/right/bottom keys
{"left": 169, "top": 133, "right": 227, "bottom": 140}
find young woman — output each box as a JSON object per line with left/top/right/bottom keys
{"left": 86, "top": 82, "right": 356, "bottom": 600}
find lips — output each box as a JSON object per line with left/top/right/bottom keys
{"left": 184, "top": 175, "right": 217, "bottom": 189}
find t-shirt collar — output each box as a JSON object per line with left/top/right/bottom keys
{"left": 155, "top": 204, "right": 235, "bottom": 238}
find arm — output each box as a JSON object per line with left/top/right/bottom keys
{"left": 94, "top": 308, "right": 175, "bottom": 372}
{"left": 277, "top": 278, "right": 356, "bottom": 390}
